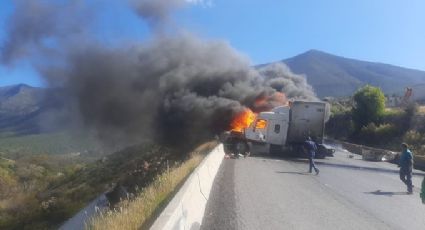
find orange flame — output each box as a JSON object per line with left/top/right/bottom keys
{"left": 230, "top": 108, "right": 256, "bottom": 133}
{"left": 253, "top": 92, "right": 288, "bottom": 112}
{"left": 228, "top": 92, "right": 288, "bottom": 132}
{"left": 255, "top": 119, "right": 267, "bottom": 129}
{"left": 272, "top": 92, "right": 288, "bottom": 105}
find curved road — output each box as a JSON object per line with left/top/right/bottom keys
{"left": 202, "top": 146, "right": 425, "bottom": 230}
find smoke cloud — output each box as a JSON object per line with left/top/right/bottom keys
{"left": 1, "top": 0, "right": 86, "bottom": 65}
{"left": 1, "top": 0, "right": 318, "bottom": 149}
{"left": 131, "top": 0, "right": 184, "bottom": 28}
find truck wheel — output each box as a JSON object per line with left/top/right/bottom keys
{"left": 286, "top": 144, "right": 303, "bottom": 158}
{"left": 236, "top": 141, "right": 249, "bottom": 156}
{"left": 269, "top": 144, "right": 282, "bottom": 155}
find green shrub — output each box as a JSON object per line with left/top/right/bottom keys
{"left": 403, "top": 130, "right": 425, "bottom": 147}
{"left": 358, "top": 123, "right": 398, "bottom": 145}
{"left": 403, "top": 130, "right": 425, "bottom": 156}
{"left": 330, "top": 102, "right": 351, "bottom": 115}
{"left": 325, "top": 112, "right": 355, "bottom": 139}
{"left": 358, "top": 123, "right": 377, "bottom": 143}
{"left": 352, "top": 85, "right": 386, "bottom": 130}
{"left": 375, "top": 123, "right": 398, "bottom": 140}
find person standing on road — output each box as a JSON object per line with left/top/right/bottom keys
{"left": 304, "top": 137, "right": 319, "bottom": 175}
{"left": 398, "top": 143, "right": 414, "bottom": 194}
{"left": 421, "top": 177, "right": 425, "bottom": 204}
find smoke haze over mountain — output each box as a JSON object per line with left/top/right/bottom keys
{"left": 1, "top": 0, "right": 317, "bottom": 148}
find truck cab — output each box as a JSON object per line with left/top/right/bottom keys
{"left": 244, "top": 106, "right": 290, "bottom": 146}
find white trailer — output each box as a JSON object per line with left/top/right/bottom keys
{"left": 244, "top": 101, "right": 333, "bottom": 157}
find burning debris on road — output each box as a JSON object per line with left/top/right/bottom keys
{"left": 1, "top": 0, "right": 318, "bottom": 150}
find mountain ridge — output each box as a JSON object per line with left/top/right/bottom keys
{"left": 287, "top": 49, "right": 425, "bottom": 72}
{"left": 0, "top": 84, "right": 63, "bottom": 135}
{"left": 279, "top": 49, "right": 425, "bottom": 97}
{"left": 2, "top": 50, "right": 425, "bottom": 135}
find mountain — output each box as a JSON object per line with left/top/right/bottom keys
{"left": 2, "top": 50, "right": 425, "bottom": 134}
{"left": 0, "top": 84, "right": 61, "bottom": 135}
{"left": 280, "top": 50, "right": 425, "bottom": 98}
{"left": 0, "top": 84, "right": 44, "bottom": 115}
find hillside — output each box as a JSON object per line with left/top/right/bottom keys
{"left": 0, "top": 84, "right": 63, "bottom": 135}
{"left": 281, "top": 50, "right": 425, "bottom": 98}
{"left": 2, "top": 50, "right": 425, "bottom": 136}
{"left": 0, "top": 84, "right": 46, "bottom": 135}
{"left": 0, "top": 84, "right": 44, "bottom": 115}
{"left": 0, "top": 140, "right": 217, "bottom": 230}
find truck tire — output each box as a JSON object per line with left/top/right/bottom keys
{"left": 269, "top": 144, "right": 282, "bottom": 155}
{"left": 292, "top": 144, "right": 306, "bottom": 158}
{"left": 236, "top": 141, "right": 249, "bottom": 156}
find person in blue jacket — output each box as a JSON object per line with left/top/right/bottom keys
{"left": 304, "top": 137, "right": 319, "bottom": 175}
{"left": 399, "top": 143, "right": 414, "bottom": 194}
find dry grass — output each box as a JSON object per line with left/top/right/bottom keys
{"left": 418, "top": 106, "right": 425, "bottom": 115}
{"left": 384, "top": 107, "right": 403, "bottom": 115}
{"left": 87, "top": 143, "right": 215, "bottom": 230}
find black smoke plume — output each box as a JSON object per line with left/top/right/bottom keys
{"left": 1, "top": 0, "right": 318, "bottom": 149}
{"left": 1, "top": 0, "right": 87, "bottom": 65}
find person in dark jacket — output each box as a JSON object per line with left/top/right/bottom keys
{"left": 421, "top": 177, "right": 425, "bottom": 204}
{"left": 399, "top": 143, "right": 414, "bottom": 194}
{"left": 304, "top": 137, "right": 319, "bottom": 175}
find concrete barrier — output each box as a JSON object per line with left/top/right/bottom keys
{"left": 150, "top": 144, "right": 225, "bottom": 230}
{"left": 335, "top": 140, "right": 425, "bottom": 170}
{"left": 341, "top": 142, "right": 363, "bottom": 155}
{"left": 338, "top": 141, "right": 397, "bottom": 161}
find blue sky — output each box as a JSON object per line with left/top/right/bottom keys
{"left": 1, "top": 0, "right": 424, "bottom": 87}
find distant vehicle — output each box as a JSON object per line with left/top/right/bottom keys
{"left": 244, "top": 101, "right": 334, "bottom": 158}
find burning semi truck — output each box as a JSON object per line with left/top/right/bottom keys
{"left": 224, "top": 100, "right": 334, "bottom": 158}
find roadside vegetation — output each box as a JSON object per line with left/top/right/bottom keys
{"left": 326, "top": 85, "right": 425, "bottom": 156}
{"left": 0, "top": 132, "right": 101, "bottom": 158}
{"left": 87, "top": 142, "right": 214, "bottom": 230}
{"left": 0, "top": 131, "right": 105, "bottom": 229}
{"left": 0, "top": 136, "right": 216, "bottom": 230}
{"left": 0, "top": 153, "right": 89, "bottom": 229}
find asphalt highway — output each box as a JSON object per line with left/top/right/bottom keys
{"left": 202, "top": 146, "right": 425, "bottom": 230}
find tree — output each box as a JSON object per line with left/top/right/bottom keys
{"left": 352, "top": 85, "right": 385, "bottom": 130}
